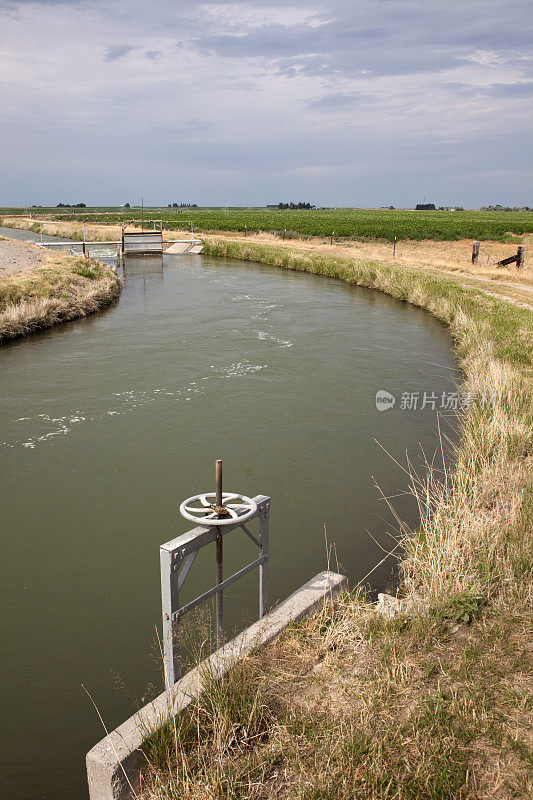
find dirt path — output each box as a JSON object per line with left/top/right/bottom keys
{"left": 0, "top": 237, "right": 48, "bottom": 277}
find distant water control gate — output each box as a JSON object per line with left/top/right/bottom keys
{"left": 122, "top": 230, "right": 163, "bottom": 255}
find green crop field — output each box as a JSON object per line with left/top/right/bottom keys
{"left": 2, "top": 207, "right": 533, "bottom": 242}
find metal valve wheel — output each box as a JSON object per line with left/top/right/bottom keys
{"left": 180, "top": 492, "right": 257, "bottom": 526}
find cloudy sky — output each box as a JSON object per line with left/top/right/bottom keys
{"left": 0, "top": 0, "right": 531, "bottom": 207}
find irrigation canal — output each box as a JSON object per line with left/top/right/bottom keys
{"left": 0, "top": 226, "right": 458, "bottom": 799}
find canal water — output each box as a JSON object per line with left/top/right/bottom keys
{"left": 0, "top": 227, "right": 459, "bottom": 799}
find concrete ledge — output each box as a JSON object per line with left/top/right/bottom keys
{"left": 86, "top": 570, "right": 347, "bottom": 800}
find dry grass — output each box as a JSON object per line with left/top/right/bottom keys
{"left": 0, "top": 215, "right": 125, "bottom": 243}
{"left": 137, "top": 239, "right": 532, "bottom": 799}
{"left": 0, "top": 249, "right": 121, "bottom": 342}
{"left": 201, "top": 230, "right": 533, "bottom": 287}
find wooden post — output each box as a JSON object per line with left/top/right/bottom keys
{"left": 472, "top": 241, "right": 480, "bottom": 265}
{"left": 82, "top": 241, "right": 86, "bottom": 257}
{"left": 283, "top": 228, "right": 286, "bottom": 240}
{"left": 215, "top": 459, "right": 223, "bottom": 648}
{"left": 517, "top": 246, "right": 525, "bottom": 270}
{"left": 393, "top": 235, "right": 397, "bottom": 257}
{"left": 330, "top": 231, "right": 334, "bottom": 245}
{"left": 244, "top": 225, "right": 247, "bottom": 237}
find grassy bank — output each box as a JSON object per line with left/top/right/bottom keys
{"left": 140, "top": 239, "right": 532, "bottom": 799}
{"left": 0, "top": 215, "right": 125, "bottom": 242}
{"left": 0, "top": 249, "right": 121, "bottom": 343}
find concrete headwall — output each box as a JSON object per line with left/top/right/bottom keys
{"left": 86, "top": 570, "right": 347, "bottom": 800}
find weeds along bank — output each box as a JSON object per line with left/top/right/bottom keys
{"left": 0, "top": 215, "right": 125, "bottom": 243}
{"left": 0, "top": 246, "right": 121, "bottom": 343}
{"left": 138, "top": 239, "right": 532, "bottom": 799}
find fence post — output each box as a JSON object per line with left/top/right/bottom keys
{"left": 517, "top": 246, "right": 525, "bottom": 270}
{"left": 472, "top": 241, "right": 480, "bottom": 265}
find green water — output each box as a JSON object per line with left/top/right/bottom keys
{"left": 0, "top": 228, "right": 458, "bottom": 799}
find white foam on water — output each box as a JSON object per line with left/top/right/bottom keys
{"left": 3, "top": 361, "right": 268, "bottom": 449}
{"left": 254, "top": 330, "right": 293, "bottom": 348}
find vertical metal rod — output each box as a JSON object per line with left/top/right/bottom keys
{"left": 40, "top": 223, "right": 43, "bottom": 243}
{"left": 215, "top": 459, "right": 222, "bottom": 506}
{"left": 393, "top": 235, "right": 397, "bottom": 257}
{"left": 215, "top": 459, "right": 223, "bottom": 647}
{"left": 259, "top": 504, "right": 269, "bottom": 617}
{"left": 160, "top": 548, "right": 180, "bottom": 686}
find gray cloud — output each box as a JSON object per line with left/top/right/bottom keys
{"left": 103, "top": 43, "right": 138, "bottom": 62}
{"left": 308, "top": 92, "right": 373, "bottom": 111}
{"left": 190, "top": 0, "right": 533, "bottom": 80}
{"left": 1, "top": 0, "right": 532, "bottom": 206}
{"left": 488, "top": 81, "right": 533, "bottom": 98}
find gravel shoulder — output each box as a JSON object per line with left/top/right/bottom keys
{"left": 0, "top": 237, "right": 48, "bottom": 276}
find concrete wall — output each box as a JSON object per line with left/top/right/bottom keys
{"left": 86, "top": 570, "right": 346, "bottom": 800}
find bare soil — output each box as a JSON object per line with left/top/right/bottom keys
{"left": 0, "top": 237, "right": 48, "bottom": 276}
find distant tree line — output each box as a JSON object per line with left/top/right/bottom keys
{"left": 481, "top": 205, "right": 532, "bottom": 212}
{"left": 167, "top": 203, "right": 198, "bottom": 208}
{"left": 56, "top": 202, "right": 86, "bottom": 208}
{"left": 266, "top": 202, "right": 316, "bottom": 210}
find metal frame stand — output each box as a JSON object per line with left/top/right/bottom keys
{"left": 160, "top": 495, "right": 270, "bottom": 688}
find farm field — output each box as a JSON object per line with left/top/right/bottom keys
{"left": 2, "top": 207, "right": 533, "bottom": 242}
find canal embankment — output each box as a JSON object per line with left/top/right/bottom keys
{"left": 136, "top": 239, "right": 532, "bottom": 798}
{"left": 0, "top": 235, "right": 121, "bottom": 343}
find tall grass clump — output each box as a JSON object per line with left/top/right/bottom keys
{"left": 0, "top": 251, "right": 121, "bottom": 342}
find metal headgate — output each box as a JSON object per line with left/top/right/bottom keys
{"left": 160, "top": 494, "right": 270, "bottom": 688}
{"left": 122, "top": 230, "right": 163, "bottom": 254}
